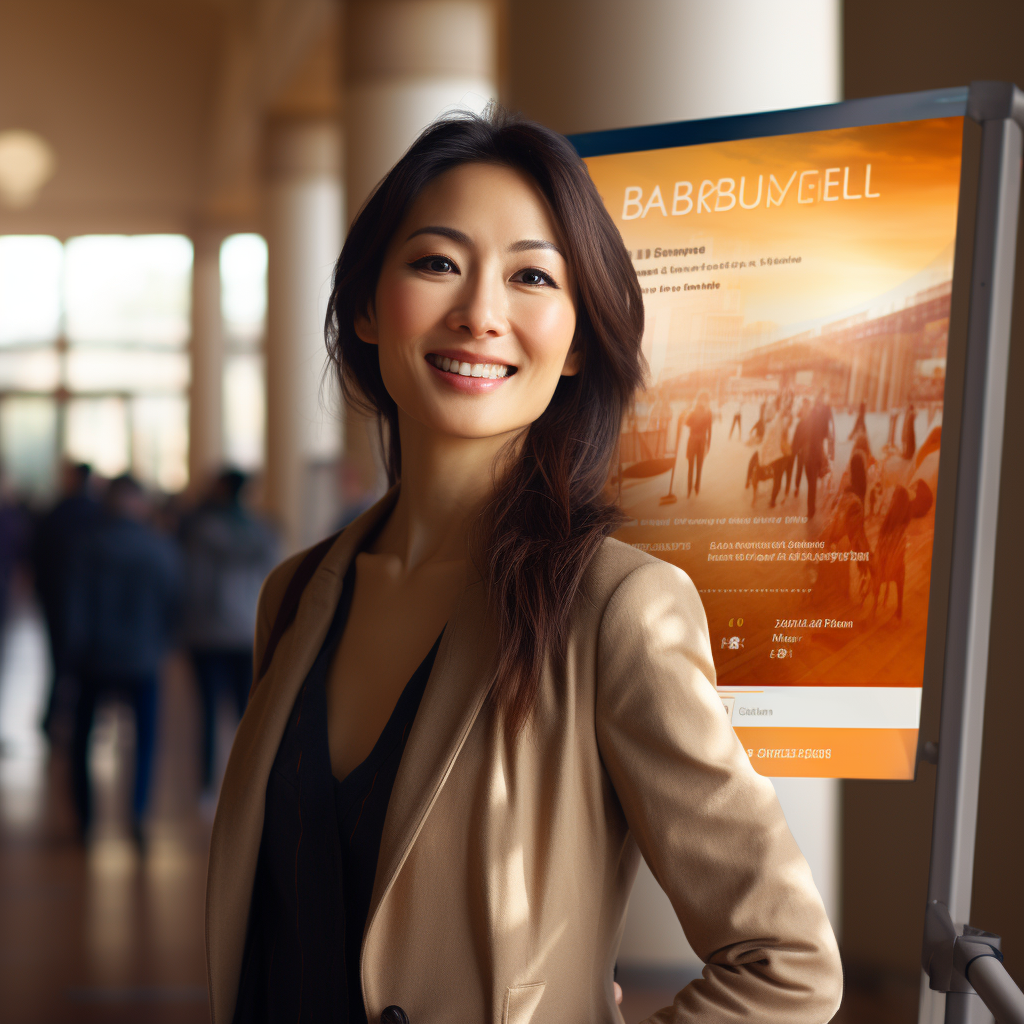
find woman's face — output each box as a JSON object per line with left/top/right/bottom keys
{"left": 356, "top": 162, "right": 578, "bottom": 444}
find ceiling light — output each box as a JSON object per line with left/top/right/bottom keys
{"left": 0, "top": 130, "right": 57, "bottom": 209}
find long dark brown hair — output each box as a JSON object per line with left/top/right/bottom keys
{"left": 325, "top": 107, "right": 645, "bottom": 734}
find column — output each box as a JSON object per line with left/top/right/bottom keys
{"left": 265, "top": 117, "right": 344, "bottom": 553}
{"left": 189, "top": 230, "right": 224, "bottom": 492}
{"left": 340, "top": 0, "right": 497, "bottom": 499}
{"left": 344, "top": 0, "right": 496, "bottom": 216}
{"left": 508, "top": 0, "right": 841, "bottom": 134}
{"left": 508, "top": 0, "right": 843, "bottom": 985}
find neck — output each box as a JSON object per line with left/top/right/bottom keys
{"left": 374, "top": 411, "right": 520, "bottom": 571}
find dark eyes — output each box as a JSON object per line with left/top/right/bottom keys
{"left": 411, "top": 255, "right": 456, "bottom": 274}
{"left": 408, "top": 255, "right": 557, "bottom": 288}
{"left": 512, "top": 268, "right": 556, "bottom": 287}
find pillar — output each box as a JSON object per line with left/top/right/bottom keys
{"left": 189, "top": 230, "right": 224, "bottom": 492}
{"left": 509, "top": 0, "right": 841, "bottom": 134}
{"left": 340, "top": 0, "right": 497, "bottom": 499}
{"left": 265, "top": 117, "right": 344, "bottom": 553}
{"left": 508, "top": 0, "right": 843, "bottom": 984}
{"left": 344, "top": 0, "right": 496, "bottom": 216}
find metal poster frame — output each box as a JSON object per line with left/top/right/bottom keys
{"left": 571, "top": 82, "right": 1024, "bottom": 1023}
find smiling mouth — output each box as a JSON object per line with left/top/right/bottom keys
{"left": 426, "top": 353, "right": 515, "bottom": 379}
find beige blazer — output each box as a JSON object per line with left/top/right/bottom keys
{"left": 207, "top": 491, "right": 842, "bottom": 1024}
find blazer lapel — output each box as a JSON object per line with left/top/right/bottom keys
{"left": 364, "top": 573, "right": 496, "bottom": 943}
{"left": 208, "top": 489, "right": 398, "bottom": 1023}
{"left": 222, "top": 488, "right": 399, "bottom": 790}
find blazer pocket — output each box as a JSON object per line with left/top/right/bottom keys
{"left": 502, "top": 982, "right": 546, "bottom": 1024}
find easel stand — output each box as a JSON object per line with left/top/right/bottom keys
{"left": 919, "top": 82, "right": 1024, "bottom": 1024}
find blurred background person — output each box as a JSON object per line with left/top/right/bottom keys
{"left": 684, "top": 391, "right": 713, "bottom": 497}
{"left": 30, "top": 462, "right": 100, "bottom": 740}
{"left": 902, "top": 401, "right": 917, "bottom": 460}
{"left": 848, "top": 399, "right": 868, "bottom": 440}
{"left": 179, "top": 469, "right": 279, "bottom": 803}
{"left": 729, "top": 403, "right": 743, "bottom": 439}
{"left": 759, "top": 405, "right": 794, "bottom": 509}
{"left": 789, "top": 397, "right": 812, "bottom": 500}
{"left": 802, "top": 390, "right": 836, "bottom": 519}
{"left": 0, "top": 472, "right": 30, "bottom": 731}
{"left": 65, "top": 475, "right": 181, "bottom": 847}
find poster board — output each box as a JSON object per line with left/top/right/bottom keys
{"left": 572, "top": 89, "right": 975, "bottom": 780}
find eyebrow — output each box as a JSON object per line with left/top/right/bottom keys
{"left": 405, "top": 225, "right": 564, "bottom": 258}
{"left": 406, "top": 225, "right": 472, "bottom": 246}
{"left": 509, "top": 238, "right": 564, "bottom": 257}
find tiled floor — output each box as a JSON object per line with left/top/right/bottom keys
{"left": 0, "top": 593, "right": 918, "bottom": 1023}
{"left": 0, "top": 596, "right": 210, "bottom": 1023}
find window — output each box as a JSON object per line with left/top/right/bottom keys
{"left": 220, "top": 233, "right": 267, "bottom": 471}
{"left": 0, "top": 234, "right": 192, "bottom": 496}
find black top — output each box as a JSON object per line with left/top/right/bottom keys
{"left": 233, "top": 555, "right": 442, "bottom": 1023}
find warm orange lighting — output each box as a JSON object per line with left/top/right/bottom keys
{"left": 0, "top": 130, "right": 56, "bottom": 208}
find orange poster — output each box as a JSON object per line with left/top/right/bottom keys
{"left": 584, "top": 116, "right": 964, "bottom": 779}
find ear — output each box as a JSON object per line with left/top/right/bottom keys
{"left": 354, "top": 305, "right": 379, "bottom": 346}
{"left": 560, "top": 341, "right": 582, "bottom": 377}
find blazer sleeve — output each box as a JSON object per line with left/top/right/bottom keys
{"left": 595, "top": 559, "right": 843, "bottom": 1024}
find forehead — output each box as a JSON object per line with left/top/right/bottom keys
{"left": 397, "top": 162, "right": 562, "bottom": 245}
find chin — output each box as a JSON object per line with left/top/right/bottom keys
{"left": 437, "top": 417, "right": 520, "bottom": 440}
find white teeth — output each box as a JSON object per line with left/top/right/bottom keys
{"left": 429, "top": 354, "right": 512, "bottom": 378}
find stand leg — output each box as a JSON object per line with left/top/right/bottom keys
{"left": 944, "top": 992, "right": 994, "bottom": 1024}
{"left": 922, "top": 972, "right": 945, "bottom": 1024}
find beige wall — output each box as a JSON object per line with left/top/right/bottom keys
{"left": 0, "top": 0, "right": 223, "bottom": 236}
{"left": 843, "top": 0, "right": 1024, "bottom": 988}
{"left": 508, "top": 0, "right": 841, "bottom": 135}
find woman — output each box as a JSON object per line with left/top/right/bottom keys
{"left": 207, "top": 110, "right": 841, "bottom": 1024}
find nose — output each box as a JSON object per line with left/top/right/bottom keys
{"left": 380, "top": 1007, "right": 409, "bottom": 1024}
{"left": 445, "top": 267, "right": 509, "bottom": 339}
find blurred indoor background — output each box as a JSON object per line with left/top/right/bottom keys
{"left": 0, "top": 1, "right": 1022, "bottom": 1022}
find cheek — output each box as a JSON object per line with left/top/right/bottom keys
{"left": 521, "top": 300, "right": 577, "bottom": 367}
{"left": 376, "top": 273, "right": 440, "bottom": 348}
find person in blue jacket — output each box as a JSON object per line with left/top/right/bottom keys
{"left": 65, "top": 474, "right": 181, "bottom": 846}
{"left": 179, "top": 469, "right": 279, "bottom": 798}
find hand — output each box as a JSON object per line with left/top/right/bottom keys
{"left": 614, "top": 981, "right": 623, "bottom": 1006}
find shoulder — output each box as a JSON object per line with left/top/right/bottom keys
{"left": 580, "top": 536, "right": 705, "bottom": 633}
{"left": 257, "top": 545, "right": 317, "bottom": 623}
{"left": 255, "top": 531, "right": 342, "bottom": 630}
{"left": 582, "top": 540, "right": 717, "bottom": 704}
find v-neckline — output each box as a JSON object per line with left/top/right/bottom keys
{"left": 330, "top": 628, "right": 444, "bottom": 800}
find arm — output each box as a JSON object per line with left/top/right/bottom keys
{"left": 595, "top": 560, "right": 842, "bottom": 1024}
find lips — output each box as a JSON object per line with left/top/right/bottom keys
{"left": 426, "top": 353, "right": 515, "bottom": 379}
